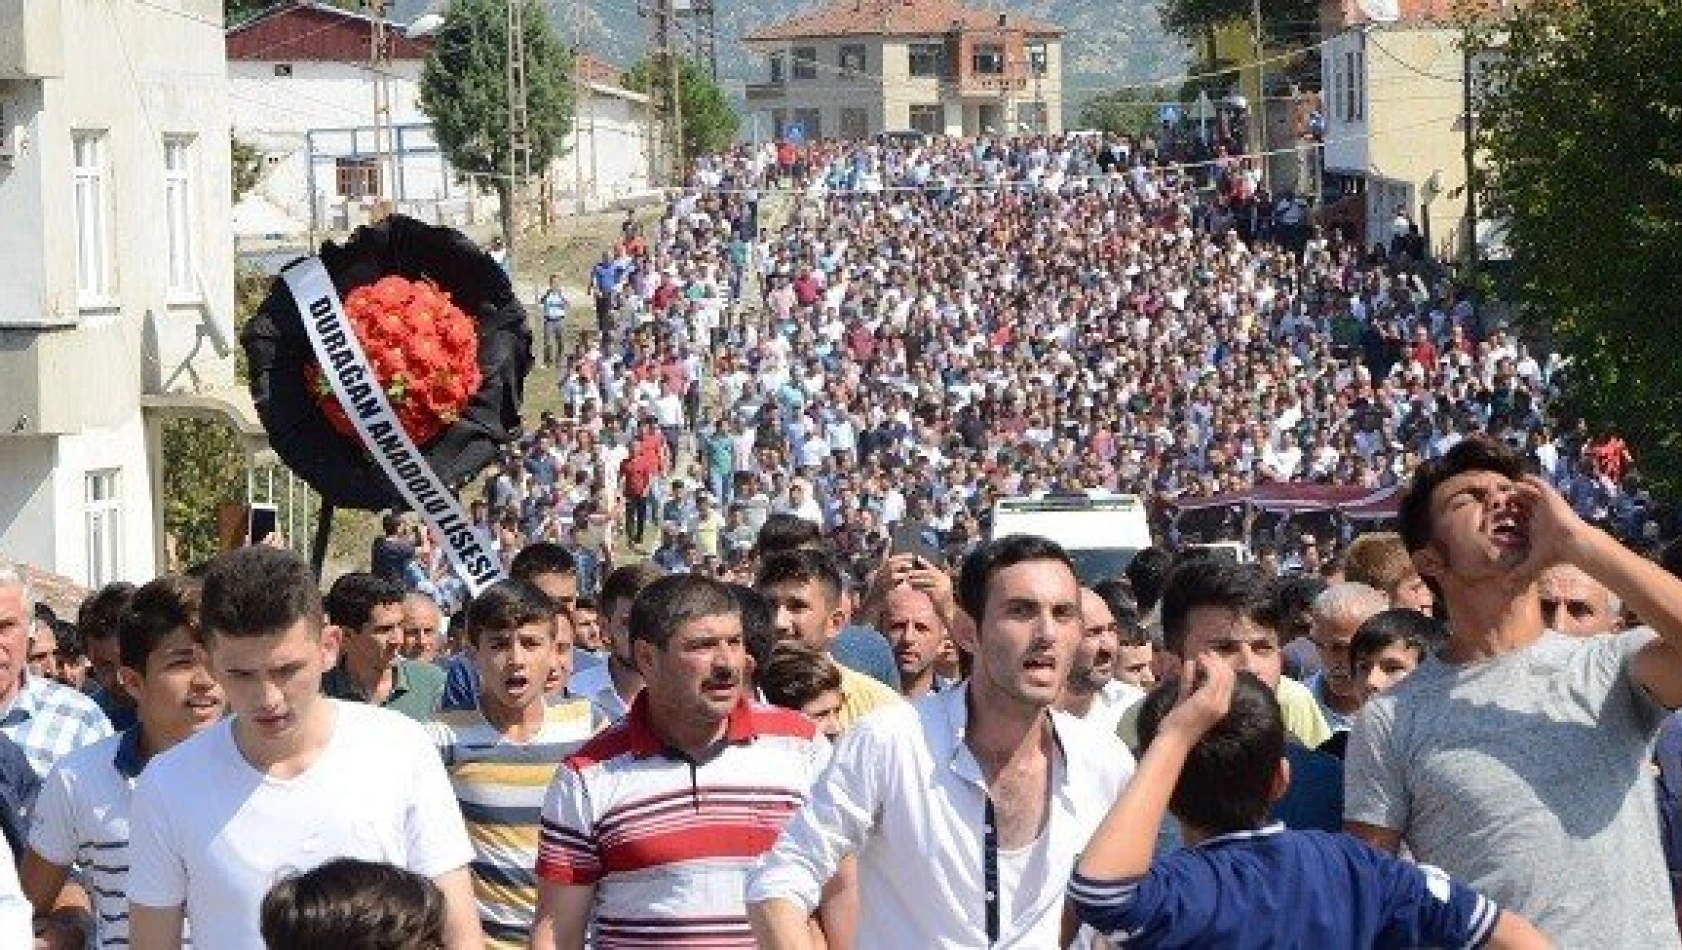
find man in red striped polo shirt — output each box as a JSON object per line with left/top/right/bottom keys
{"left": 531, "top": 574, "right": 831, "bottom": 949}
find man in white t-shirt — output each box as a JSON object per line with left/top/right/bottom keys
{"left": 126, "top": 546, "right": 481, "bottom": 950}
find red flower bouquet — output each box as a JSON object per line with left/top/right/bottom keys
{"left": 306, "top": 275, "right": 482, "bottom": 446}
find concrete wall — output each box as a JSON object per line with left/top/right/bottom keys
{"left": 1323, "top": 26, "right": 1469, "bottom": 253}
{"left": 0, "top": 0, "right": 234, "bottom": 584}
{"left": 552, "top": 83, "right": 657, "bottom": 212}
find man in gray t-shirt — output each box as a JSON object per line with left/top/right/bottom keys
{"left": 1346, "top": 628, "right": 1673, "bottom": 947}
{"left": 1346, "top": 435, "right": 1682, "bottom": 948}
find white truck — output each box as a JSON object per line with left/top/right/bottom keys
{"left": 988, "top": 492, "right": 1155, "bottom": 584}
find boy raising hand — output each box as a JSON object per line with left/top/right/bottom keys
{"left": 1070, "top": 656, "right": 1550, "bottom": 948}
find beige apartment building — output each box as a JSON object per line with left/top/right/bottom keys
{"left": 744, "top": 0, "right": 1064, "bottom": 141}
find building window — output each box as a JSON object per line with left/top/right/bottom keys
{"left": 792, "top": 46, "right": 817, "bottom": 80}
{"left": 1027, "top": 41, "right": 1048, "bottom": 76}
{"left": 273, "top": 63, "right": 293, "bottom": 77}
{"left": 1354, "top": 49, "right": 1366, "bottom": 121}
{"left": 840, "top": 106, "right": 869, "bottom": 139}
{"left": 769, "top": 52, "right": 785, "bottom": 83}
{"left": 972, "top": 43, "right": 1005, "bottom": 75}
{"left": 1016, "top": 101, "right": 1047, "bottom": 132}
{"left": 336, "top": 156, "right": 381, "bottom": 199}
{"left": 1344, "top": 51, "right": 1358, "bottom": 122}
{"left": 772, "top": 108, "right": 789, "bottom": 137}
{"left": 908, "top": 104, "right": 943, "bottom": 134}
{"left": 72, "top": 131, "right": 111, "bottom": 301}
{"left": 792, "top": 107, "right": 822, "bottom": 141}
{"left": 839, "top": 44, "right": 867, "bottom": 75}
{"left": 85, "top": 469, "right": 121, "bottom": 587}
{"left": 908, "top": 42, "right": 945, "bottom": 78}
{"left": 164, "top": 137, "right": 196, "bottom": 299}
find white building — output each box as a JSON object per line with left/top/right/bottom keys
{"left": 227, "top": 1, "right": 656, "bottom": 238}
{"left": 0, "top": 0, "right": 251, "bottom": 585}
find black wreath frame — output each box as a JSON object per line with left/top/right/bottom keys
{"left": 243, "top": 215, "right": 534, "bottom": 511}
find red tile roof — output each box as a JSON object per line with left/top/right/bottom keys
{"left": 1322, "top": 0, "right": 1516, "bottom": 29}
{"left": 575, "top": 51, "right": 624, "bottom": 87}
{"left": 745, "top": 0, "right": 1063, "bottom": 42}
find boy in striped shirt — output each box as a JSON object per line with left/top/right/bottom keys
{"left": 428, "top": 579, "right": 604, "bottom": 949}
{"left": 20, "top": 575, "right": 224, "bottom": 948}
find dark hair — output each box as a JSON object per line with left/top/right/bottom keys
{"left": 324, "top": 573, "right": 407, "bottom": 631}
{"left": 1125, "top": 547, "right": 1174, "bottom": 612}
{"left": 54, "top": 620, "right": 85, "bottom": 660}
{"left": 510, "top": 543, "right": 578, "bottom": 582}
{"left": 628, "top": 574, "right": 739, "bottom": 649}
{"left": 1137, "top": 671, "right": 1284, "bottom": 835}
{"left": 731, "top": 585, "right": 778, "bottom": 678}
{"left": 957, "top": 534, "right": 1076, "bottom": 622}
{"left": 573, "top": 596, "right": 599, "bottom": 613}
{"left": 381, "top": 512, "right": 404, "bottom": 535}
{"left": 1159, "top": 560, "right": 1278, "bottom": 657}
{"left": 755, "top": 549, "right": 843, "bottom": 608}
{"left": 1268, "top": 573, "right": 1329, "bottom": 643}
{"left": 260, "top": 858, "right": 445, "bottom": 950}
{"left": 77, "top": 582, "right": 137, "bottom": 643}
{"left": 1659, "top": 536, "right": 1682, "bottom": 581}
{"left": 1398, "top": 434, "right": 1528, "bottom": 552}
{"left": 599, "top": 563, "right": 666, "bottom": 619}
{"left": 1350, "top": 608, "right": 1442, "bottom": 671}
{"left": 1091, "top": 579, "right": 1145, "bottom": 646}
{"left": 753, "top": 513, "right": 826, "bottom": 557}
{"left": 201, "top": 547, "right": 324, "bottom": 640}
{"left": 466, "top": 579, "right": 557, "bottom": 646}
{"left": 759, "top": 644, "right": 843, "bottom": 711}
{"left": 119, "top": 575, "right": 204, "bottom": 672}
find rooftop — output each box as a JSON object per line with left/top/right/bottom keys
{"left": 745, "top": 0, "right": 1063, "bottom": 42}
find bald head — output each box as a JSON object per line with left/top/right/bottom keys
{"left": 883, "top": 584, "right": 947, "bottom": 696}
{"left": 1538, "top": 564, "right": 1621, "bottom": 637}
{"left": 402, "top": 592, "right": 445, "bottom": 661}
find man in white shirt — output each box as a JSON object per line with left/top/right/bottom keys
{"left": 747, "top": 535, "right": 1135, "bottom": 946}
{"left": 126, "top": 546, "right": 481, "bottom": 950}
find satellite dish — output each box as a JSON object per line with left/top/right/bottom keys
{"left": 1356, "top": 0, "right": 1401, "bottom": 22}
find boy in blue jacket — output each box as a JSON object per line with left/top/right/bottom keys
{"left": 1070, "top": 658, "right": 1550, "bottom": 949}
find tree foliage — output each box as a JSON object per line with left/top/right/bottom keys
{"left": 231, "top": 134, "right": 264, "bottom": 202}
{"left": 1473, "top": 0, "right": 1682, "bottom": 494}
{"left": 161, "top": 418, "right": 245, "bottom": 570}
{"left": 623, "top": 58, "right": 739, "bottom": 163}
{"left": 1078, "top": 87, "right": 1176, "bottom": 136}
{"left": 419, "top": 0, "right": 574, "bottom": 243}
{"left": 1157, "top": 0, "right": 1321, "bottom": 46}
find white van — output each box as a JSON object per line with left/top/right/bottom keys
{"left": 989, "top": 492, "right": 1154, "bottom": 584}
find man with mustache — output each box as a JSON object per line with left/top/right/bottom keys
{"left": 533, "top": 574, "right": 831, "bottom": 949}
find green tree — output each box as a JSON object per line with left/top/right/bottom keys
{"left": 419, "top": 0, "right": 574, "bottom": 250}
{"left": 161, "top": 418, "right": 246, "bottom": 569}
{"left": 1078, "top": 87, "right": 1176, "bottom": 135}
{"left": 1158, "top": 0, "right": 1320, "bottom": 46}
{"left": 623, "top": 57, "right": 739, "bottom": 164}
{"left": 231, "top": 134, "right": 264, "bottom": 202}
{"left": 1473, "top": 0, "right": 1682, "bottom": 493}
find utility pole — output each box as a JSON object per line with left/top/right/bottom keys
{"left": 368, "top": 0, "right": 393, "bottom": 210}
{"left": 1250, "top": 0, "right": 1268, "bottom": 187}
{"left": 506, "top": 0, "right": 532, "bottom": 256}
{"left": 1461, "top": 29, "right": 1479, "bottom": 284}
{"left": 662, "top": 0, "right": 684, "bottom": 185}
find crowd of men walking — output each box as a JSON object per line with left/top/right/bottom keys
{"left": 0, "top": 132, "right": 1676, "bottom": 948}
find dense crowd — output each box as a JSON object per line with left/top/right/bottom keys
{"left": 1, "top": 133, "right": 1680, "bottom": 950}
{"left": 380, "top": 132, "right": 1658, "bottom": 610}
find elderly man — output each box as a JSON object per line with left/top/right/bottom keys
{"left": 1306, "top": 583, "right": 1390, "bottom": 734}
{"left": 0, "top": 563, "right": 112, "bottom": 784}
{"left": 402, "top": 592, "right": 447, "bottom": 664}
{"left": 1537, "top": 562, "right": 1623, "bottom": 636}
